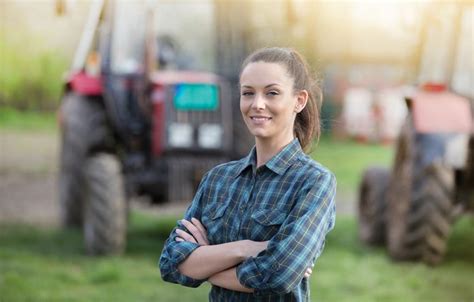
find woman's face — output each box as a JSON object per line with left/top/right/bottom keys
{"left": 240, "top": 62, "right": 307, "bottom": 144}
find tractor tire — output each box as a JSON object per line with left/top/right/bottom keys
{"left": 388, "top": 161, "right": 454, "bottom": 265}
{"left": 386, "top": 116, "right": 455, "bottom": 264}
{"left": 59, "top": 93, "right": 109, "bottom": 227}
{"left": 83, "top": 153, "right": 127, "bottom": 255}
{"left": 386, "top": 117, "right": 415, "bottom": 261}
{"left": 358, "top": 166, "right": 390, "bottom": 245}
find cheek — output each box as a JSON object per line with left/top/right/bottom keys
{"left": 240, "top": 100, "right": 248, "bottom": 115}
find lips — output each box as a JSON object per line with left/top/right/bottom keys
{"left": 250, "top": 116, "right": 272, "bottom": 122}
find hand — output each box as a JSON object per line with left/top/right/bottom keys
{"left": 175, "top": 217, "right": 209, "bottom": 245}
{"left": 304, "top": 264, "right": 314, "bottom": 278}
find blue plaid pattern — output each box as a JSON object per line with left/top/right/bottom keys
{"left": 160, "top": 139, "right": 336, "bottom": 301}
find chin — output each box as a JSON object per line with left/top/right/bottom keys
{"left": 250, "top": 130, "right": 271, "bottom": 139}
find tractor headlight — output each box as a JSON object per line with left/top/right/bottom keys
{"left": 168, "top": 123, "right": 193, "bottom": 148}
{"left": 198, "top": 124, "right": 223, "bottom": 149}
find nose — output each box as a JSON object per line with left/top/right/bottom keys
{"left": 251, "top": 93, "right": 265, "bottom": 110}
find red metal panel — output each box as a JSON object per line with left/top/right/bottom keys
{"left": 151, "top": 85, "right": 166, "bottom": 156}
{"left": 68, "top": 71, "right": 103, "bottom": 96}
{"left": 150, "top": 70, "right": 221, "bottom": 85}
{"left": 412, "top": 91, "right": 472, "bottom": 134}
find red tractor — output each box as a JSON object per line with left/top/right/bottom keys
{"left": 358, "top": 3, "right": 473, "bottom": 264}
{"left": 358, "top": 84, "right": 473, "bottom": 264}
{"left": 58, "top": 0, "right": 244, "bottom": 255}
{"left": 359, "top": 3, "right": 474, "bottom": 264}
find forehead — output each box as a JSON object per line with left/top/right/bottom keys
{"left": 240, "top": 62, "right": 292, "bottom": 88}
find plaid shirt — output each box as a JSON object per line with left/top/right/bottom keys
{"left": 160, "top": 139, "right": 336, "bottom": 301}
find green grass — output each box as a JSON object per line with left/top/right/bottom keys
{"left": 315, "top": 217, "right": 474, "bottom": 302}
{"left": 0, "top": 212, "right": 210, "bottom": 302}
{"left": 1, "top": 212, "right": 473, "bottom": 302}
{"left": 311, "top": 136, "right": 394, "bottom": 193}
{"left": 0, "top": 107, "right": 57, "bottom": 131}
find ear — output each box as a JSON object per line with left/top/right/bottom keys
{"left": 295, "top": 90, "right": 308, "bottom": 113}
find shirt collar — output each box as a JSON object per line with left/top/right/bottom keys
{"left": 235, "top": 145, "right": 257, "bottom": 177}
{"left": 235, "top": 138, "right": 302, "bottom": 177}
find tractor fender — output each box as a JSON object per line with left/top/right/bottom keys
{"left": 406, "top": 90, "right": 472, "bottom": 134}
{"left": 66, "top": 71, "right": 103, "bottom": 96}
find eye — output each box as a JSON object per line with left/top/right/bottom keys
{"left": 241, "top": 91, "right": 254, "bottom": 96}
{"left": 267, "top": 90, "right": 279, "bottom": 96}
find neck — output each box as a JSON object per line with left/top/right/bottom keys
{"left": 255, "top": 135, "right": 295, "bottom": 168}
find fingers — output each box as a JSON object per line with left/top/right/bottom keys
{"left": 304, "top": 267, "right": 313, "bottom": 278}
{"left": 182, "top": 219, "right": 207, "bottom": 245}
{"left": 191, "top": 218, "right": 208, "bottom": 238}
{"left": 180, "top": 219, "right": 209, "bottom": 245}
{"left": 175, "top": 229, "right": 197, "bottom": 244}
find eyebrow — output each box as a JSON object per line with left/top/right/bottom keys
{"left": 241, "top": 83, "right": 281, "bottom": 89}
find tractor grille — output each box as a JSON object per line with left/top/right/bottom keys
{"left": 169, "top": 107, "right": 222, "bottom": 125}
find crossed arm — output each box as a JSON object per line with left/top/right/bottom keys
{"left": 175, "top": 218, "right": 313, "bottom": 293}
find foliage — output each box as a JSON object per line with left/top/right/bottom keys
{"left": 0, "top": 212, "right": 473, "bottom": 302}
{"left": 0, "top": 35, "right": 67, "bottom": 110}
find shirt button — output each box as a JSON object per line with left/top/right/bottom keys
{"left": 272, "top": 263, "right": 279, "bottom": 271}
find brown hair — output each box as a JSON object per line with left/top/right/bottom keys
{"left": 240, "top": 47, "right": 322, "bottom": 152}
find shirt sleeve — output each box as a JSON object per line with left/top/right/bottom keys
{"left": 236, "top": 171, "right": 337, "bottom": 295}
{"left": 158, "top": 173, "right": 209, "bottom": 287}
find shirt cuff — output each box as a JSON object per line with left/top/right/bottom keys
{"left": 236, "top": 256, "right": 276, "bottom": 296}
{"left": 160, "top": 241, "right": 205, "bottom": 287}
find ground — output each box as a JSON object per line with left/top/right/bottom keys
{"left": 2, "top": 129, "right": 473, "bottom": 302}
{"left": 0, "top": 130, "right": 59, "bottom": 226}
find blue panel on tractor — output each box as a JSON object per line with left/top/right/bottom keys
{"left": 174, "top": 84, "right": 219, "bottom": 111}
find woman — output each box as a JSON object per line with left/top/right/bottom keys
{"left": 159, "top": 47, "right": 336, "bottom": 301}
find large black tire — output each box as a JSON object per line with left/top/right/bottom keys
{"left": 358, "top": 166, "right": 390, "bottom": 245}
{"left": 83, "top": 153, "right": 127, "bottom": 255}
{"left": 59, "top": 93, "right": 109, "bottom": 227}
{"left": 387, "top": 117, "right": 454, "bottom": 265}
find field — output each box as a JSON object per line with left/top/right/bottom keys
{"left": 0, "top": 110, "right": 473, "bottom": 302}
{"left": 1, "top": 213, "right": 472, "bottom": 302}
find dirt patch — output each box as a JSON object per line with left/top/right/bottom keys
{"left": 0, "top": 130, "right": 59, "bottom": 226}
{"left": 0, "top": 130, "right": 59, "bottom": 175}
{"left": 0, "top": 172, "right": 59, "bottom": 227}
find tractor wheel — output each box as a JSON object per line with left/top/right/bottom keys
{"left": 83, "top": 153, "right": 127, "bottom": 255}
{"left": 388, "top": 161, "right": 454, "bottom": 265}
{"left": 358, "top": 167, "right": 390, "bottom": 245}
{"left": 387, "top": 116, "right": 455, "bottom": 264}
{"left": 59, "top": 93, "right": 110, "bottom": 227}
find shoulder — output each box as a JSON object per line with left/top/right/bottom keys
{"left": 293, "top": 153, "right": 336, "bottom": 186}
{"left": 203, "top": 157, "right": 245, "bottom": 181}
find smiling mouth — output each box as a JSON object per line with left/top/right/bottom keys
{"left": 250, "top": 116, "right": 272, "bottom": 122}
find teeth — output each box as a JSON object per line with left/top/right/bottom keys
{"left": 251, "top": 117, "right": 271, "bottom": 121}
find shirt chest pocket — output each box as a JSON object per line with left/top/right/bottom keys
{"left": 249, "top": 209, "right": 287, "bottom": 241}
{"left": 202, "top": 194, "right": 232, "bottom": 244}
